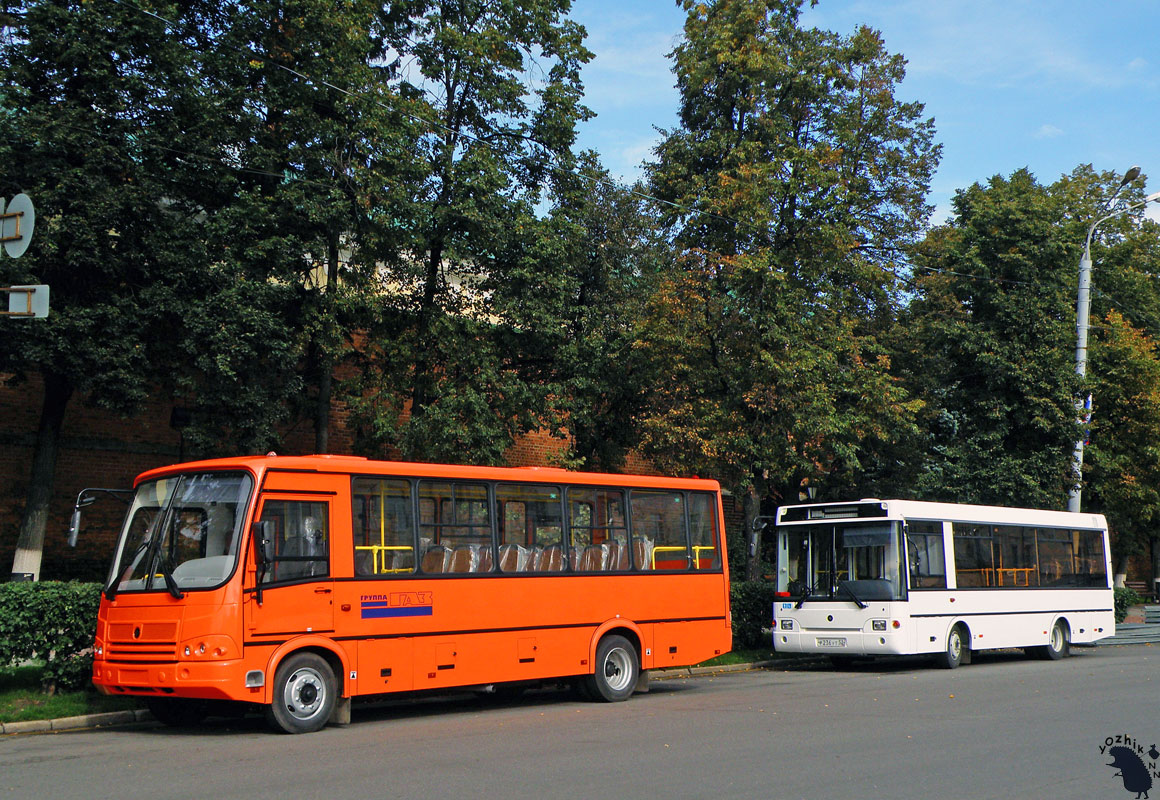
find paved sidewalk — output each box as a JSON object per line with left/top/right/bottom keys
{"left": 1095, "top": 623, "right": 1160, "bottom": 646}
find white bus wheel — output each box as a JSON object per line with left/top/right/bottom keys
{"left": 1044, "top": 621, "right": 1070, "bottom": 660}
{"left": 939, "top": 625, "right": 966, "bottom": 669}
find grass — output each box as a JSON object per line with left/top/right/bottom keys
{"left": 0, "top": 666, "right": 143, "bottom": 724}
{"left": 696, "top": 647, "right": 781, "bottom": 667}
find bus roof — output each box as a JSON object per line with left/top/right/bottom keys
{"left": 133, "top": 454, "right": 722, "bottom": 492}
{"left": 777, "top": 498, "right": 1107, "bottom": 530}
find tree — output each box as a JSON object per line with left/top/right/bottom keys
{"left": 898, "top": 170, "right": 1082, "bottom": 507}
{"left": 344, "top": 0, "right": 593, "bottom": 465}
{"left": 0, "top": 0, "right": 211, "bottom": 579}
{"left": 1086, "top": 310, "right": 1160, "bottom": 582}
{"left": 171, "top": 0, "right": 407, "bottom": 456}
{"left": 897, "top": 166, "right": 1160, "bottom": 521}
{"left": 508, "top": 153, "right": 666, "bottom": 470}
{"left": 644, "top": 0, "right": 938, "bottom": 577}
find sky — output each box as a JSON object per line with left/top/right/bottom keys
{"left": 567, "top": 0, "right": 1160, "bottom": 225}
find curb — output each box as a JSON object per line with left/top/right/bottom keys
{"left": 1, "top": 708, "right": 153, "bottom": 736}
{"left": 653, "top": 659, "right": 784, "bottom": 680}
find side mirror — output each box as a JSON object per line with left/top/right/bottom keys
{"left": 252, "top": 521, "right": 276, "bottom": 566}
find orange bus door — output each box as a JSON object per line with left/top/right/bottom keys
{"left": 246, "top": 490, "right": 337, "bottom": 640}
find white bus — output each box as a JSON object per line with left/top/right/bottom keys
{"left": 772, "top": 499, "right": 1114, "bottom": 668}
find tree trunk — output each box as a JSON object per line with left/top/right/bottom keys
{"left": 744, "top": 485, "right": 761, "bottom": 581}
{"left": 1152, "top": 537, "right": 1160, "bottom": 600}
{"left": 1114, "top": 553, "right": 1130, "bottom": 589}
{"left": 10, "top": 371, "right": 73, "bottom": 581}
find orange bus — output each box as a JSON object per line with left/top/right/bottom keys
{"left": 87, "top": 455, "right": 732, "bottom": 732}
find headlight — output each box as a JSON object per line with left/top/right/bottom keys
{"left": 872, "top": 620, "right": 887, "bottom": 631}
{"left": 178, "top": 634, "right": 236, "bottom": 660}
{"left": 779, "top": 619, "right": 794, "bottom": 630}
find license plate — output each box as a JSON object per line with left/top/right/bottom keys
{"left": 817, "top": 637, "right": 847, "bottom": 648}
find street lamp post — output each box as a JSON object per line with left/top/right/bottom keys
{"left": 1068, "top": 167, "right": 1160, "bottom": 512}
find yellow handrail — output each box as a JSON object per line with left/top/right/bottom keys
{"left": 355, "top": 545, "right": 415, "bottom": 574}
{"left": 648, "top": 545, "right": 718, "bottom": 569}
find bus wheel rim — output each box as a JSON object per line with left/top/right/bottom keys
{"left": 284, "top": 667, "right": 325, "bottom": 720}
{"left": 603, "top": 647, "right": 633, "bottom": 692}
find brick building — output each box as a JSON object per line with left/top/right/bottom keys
{"left": 1, "top": 375, "right": 743, "bottom": 581}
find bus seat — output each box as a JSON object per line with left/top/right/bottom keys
{"left": 498, "top": 543, "right": 519, "bottom": 572}
{"left": 354, "top": 549, "right": 375, "bottom": 576}
{"left": 279, "top": 535, "right": 316, "bottom": 579}
{"left": 580, "top": 545, "right": 603, "bottom": 572}
{"left": 633, "top": 537, "right": 654, "bottom": 571}
{"left": 448, "top": 546, "right": 474, "bottom": 573}
{"left": 606, "top": 541, "right": 629, "bottom": 571}
{"left": 477, "top": 546, "right": 494, "bottom": 573}
{"left": 421, "top": 545, "right": 450, "bottom": 574}
{"left": 393, "top": 549, "right": 415, "bottom": 573}
{"left": 602, "top": 541, "right": 617, "bottom": 570}
{"left": 536, "top": 545, "right": 563, "bottom": 572}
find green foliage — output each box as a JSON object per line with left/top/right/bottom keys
{"left": 731, "top": 580, "right": 779, "bottom": 650}
{"left": 346, "top": 0, "right": 597, "bottom": 465}
{"left": 898, "top": 169, "right": 1083, "bottom": 507}
{"left": 1114, "top": 586, "right": 1145, "bottom": 624}
{"left": 644, "top": 0, "right": 938, "bottom": 579}
{"left": 0, "top": 582, "right": 101, "bottom": 693}
{"left": 1087, "top": 311, "right": 1160, "bottom": 564}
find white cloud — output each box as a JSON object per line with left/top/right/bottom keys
{"left": 1035, "top": 124, "right": 1064, "bottom": 139}
{"left": 803, "top": 0, "right": 1154, "bottom": 92}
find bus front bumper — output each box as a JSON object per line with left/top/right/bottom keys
{"left": 93, "top": 658, "right": 255, "bottom": 702}
{"left": 774, "top": 629, "right": 910, "bottom": 657}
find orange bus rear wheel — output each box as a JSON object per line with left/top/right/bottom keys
{"left": 585, "top": 635, "right": 638, "bottom": 702}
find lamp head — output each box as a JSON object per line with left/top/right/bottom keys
{"left": 1121, "top": 165, "right": 1142, "bottom": 186}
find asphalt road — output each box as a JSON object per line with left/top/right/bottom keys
{"left": 2, "top": 646, "right": 1158, "bottom": 800}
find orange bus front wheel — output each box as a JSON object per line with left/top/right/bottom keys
{"left": 266, "top": 652, "right": 337, "bottom": 734}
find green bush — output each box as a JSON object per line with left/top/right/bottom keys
{"left": 0, "top": 582, "right": 102, "bottom": 693}
{"left": 731, "top": 580, "right": 778, "bottom": 650}
{"left": 1114, "top": 586, "right": 1144, "bottom": 624}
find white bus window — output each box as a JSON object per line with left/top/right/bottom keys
{"left": 953, "top": 523, "right": 994, "bottom": 587}
{"left": 906, "top": 520, "right": 946, "bottom": 589}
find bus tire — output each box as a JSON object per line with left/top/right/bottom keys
{"left": 939, "top": 625, "right": 967, "bottom": 669}
{"left": 1043, "top": 620, "right": 1070, "bottom": 660}
{"left": 146, "top": 697, "right": 207, "bottom": 727}
{"left": 585, "top": 635, "right": 639, "bottom": 702}
{"left": 265, "top": 652, "right": 337, "bottom": 734}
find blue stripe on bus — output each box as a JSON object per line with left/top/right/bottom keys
{"left": 361, "top": 605, "right": 433, "bottom": 619}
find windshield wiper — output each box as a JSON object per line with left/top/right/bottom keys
{"left": 159, "top": 562, "right": 184, "bottom": 599}
{"left": 837, "top": 582, "right": 868, "bottom": 609}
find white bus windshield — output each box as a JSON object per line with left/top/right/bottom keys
{"left": 106, "top": 472, "right": 253, "bottom": 595}
{"left": 781, "top": 521, "right": 906, "bottom": 604}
